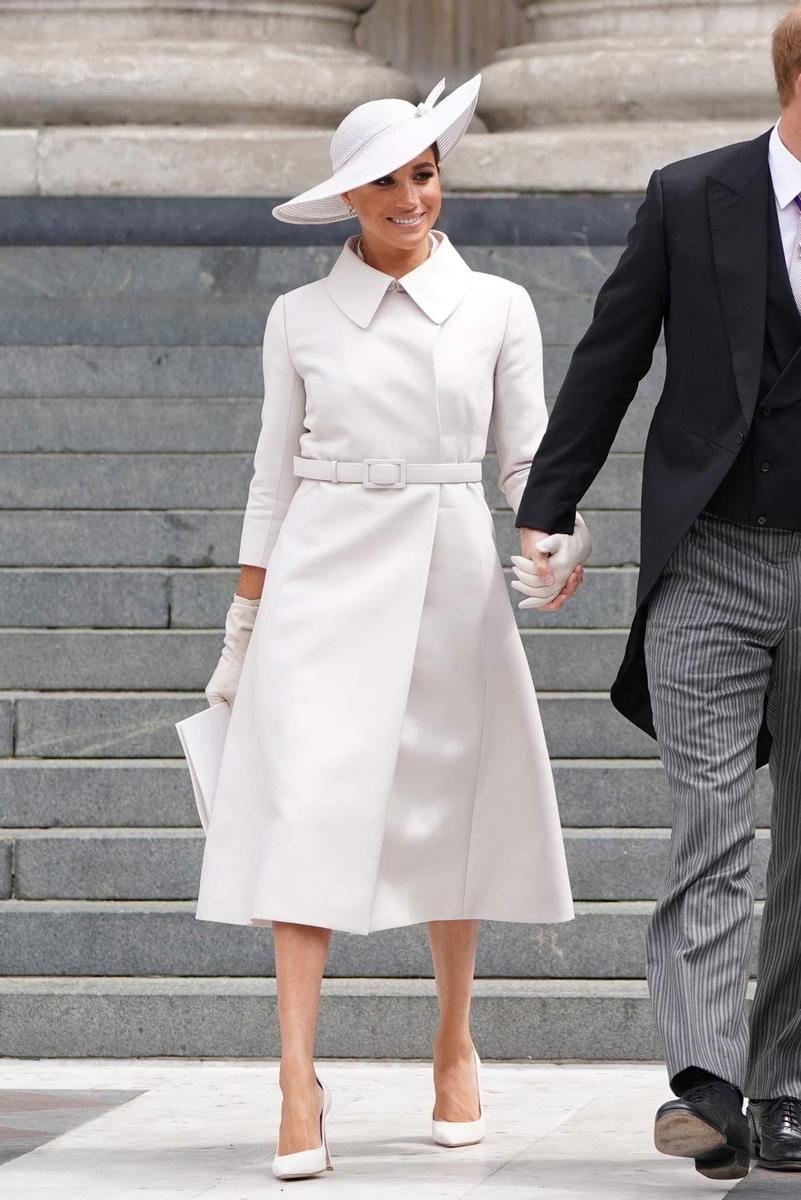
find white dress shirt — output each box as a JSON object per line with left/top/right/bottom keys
{"left": 768, "top": 120, "right": 801, "bottom": 271}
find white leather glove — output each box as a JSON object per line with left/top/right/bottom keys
{"left": 511, "top": 512, "right": 592, "bottom": 610}
{"left": 205, "top": 593, "right": 260, "bottom": 707}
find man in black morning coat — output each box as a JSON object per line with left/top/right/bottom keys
{"left": 516, "top": 7, "right": 801, "bottom": 1184}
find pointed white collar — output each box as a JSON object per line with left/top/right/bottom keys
{"left": 769, "top": 119, "right": 801, "bottom": 210}
{"left": 323, "top": 229, "right": 472, "bottom": 328}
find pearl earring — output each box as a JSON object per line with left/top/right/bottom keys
{"left": 348, "top": 205, "right": 356, "bottom": 217}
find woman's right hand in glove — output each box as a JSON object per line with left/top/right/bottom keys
{"left": 205, "top": 593, "right": 260, "bottom": 708}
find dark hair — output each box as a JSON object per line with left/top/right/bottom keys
{"left": 432, "top": 141, "right": 441, "bottom": 167}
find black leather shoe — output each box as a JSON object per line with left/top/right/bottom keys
{"left": 748, "top": 1097, "right": 801, "bottom": 1171}
{"left": 654, "top": 1081, "right": 751, "bottom": 1180}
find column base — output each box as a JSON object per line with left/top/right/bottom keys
{"left": 4, "top": 119, "right": 772, "bottom": 197}
{"left": 478, "top": 36, "right": 776, "bottom": 128}
{"left": 445, "top": 120, "right": 770, "bottom": 193}
{"left": 0, "top": 42, "right": 413, "bottom": 126}
{"left": 5, "top": 126, "right": 332, "bottom": 197}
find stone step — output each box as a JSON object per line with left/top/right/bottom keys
{"left": 1, "top": 398, "right": 261, "bottom": 453}
{"left": 0, "top": 757, "right": 771, "bottom": 830}
{"left": 0, "top": 243, "right": 622, "bottom": 292}
{"left": 6, "top": 691, "right": 656, "bottom": 759}
{"left": 0, "top": 901, "right": 767, "bottom": 980}
{"left": 0, "top": 629, "right": 631, "bottom": 691}
{"left": 0, "top": 566, "right": 639, "bottom": 630}
{"left": 0, "top": 198, "right": 643, "bottom": 249}
{"left": 2, "top": 830, "right": 771, "bottom": 904}
{"left": 1, "top": 452, "right": 255, "bottom": 510}
{"left": 0, "top": 702, "right": 13, "bottom": 755}
{"left": 0, "top": 976, "right": 750, "bottom": 1059}
{"left": 0, "top": 346, "right": 258, "bottom": 400}
{"left": 0, "top": 244, "right": 622, "bottom": 348}
{"left": 0, "top": 760, "right": 199, "bottom": 828}
{"left": 0, "top": 841, "right": 11, "bottom": 897}
{"left": 0, "top": 345, "right": 665, "bottom": 408}
{"left": 0, "top": 901, "right": 652, "bottom": 978}
{"left": 0, "top": 235, "right": 744, "bottom": 1065}
{"left": 0, "top": 395, "right": 652, "bottom": 454}
{"left": 0, "top": 294, "right": 605, "bottom": 350}
{"left": 0, "top": 509, "right": 640, "bottom": 567}
{"left": 0, "top": 567, "right": 173, "bottom": 628}
{"left": 0, "top": 450, "right": 643, "bottom": 511}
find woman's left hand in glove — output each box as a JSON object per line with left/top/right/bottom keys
{"left": 205, "top": 593, "right": 261, "bottom": 708}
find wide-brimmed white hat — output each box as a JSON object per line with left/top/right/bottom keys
{"left": 271, "top": 74, "right": 481, "bottom": 225}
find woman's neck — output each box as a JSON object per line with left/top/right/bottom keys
{"left": 358, "top": 233, "right": 433, "bottom": 279}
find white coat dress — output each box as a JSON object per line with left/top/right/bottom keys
{"left": 194, "top": 229, "right": 574, "bottom": 935}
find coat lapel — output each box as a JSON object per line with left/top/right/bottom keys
{"left": 706, "top": 129, "right": 772, "bottom": 426}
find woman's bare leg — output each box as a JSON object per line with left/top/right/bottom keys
{"left": 427, "top": 919, "right": 481, "bottom": 1121}
{"left": 273, "top": 920, "right": 332, "bottom": 1154}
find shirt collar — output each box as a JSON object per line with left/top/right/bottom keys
{"left": 769, "top": 119, "right": 801, "bottom": 210}
{"left": 323, "top": 229, "right": 472, "bottom": 329}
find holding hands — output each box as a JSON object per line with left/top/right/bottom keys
{"left": 512, "top": 512, "right": 592, "bottom": 611}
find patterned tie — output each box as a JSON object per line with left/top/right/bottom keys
{"left": 789, "top": 194, "right": 801, "bottom": 316}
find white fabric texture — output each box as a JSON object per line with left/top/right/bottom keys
{"left": 194, "top": 230, "right": 575, "bottom": 935}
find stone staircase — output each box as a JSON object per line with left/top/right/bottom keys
{"left": 0, "top": 210, "right": 769, "bottom": 1057}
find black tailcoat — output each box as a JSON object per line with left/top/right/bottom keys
{"left": 515, "top": 128, "right": 801, "bottom": 768}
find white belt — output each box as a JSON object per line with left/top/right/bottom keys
{"left": 293, "top": 456, "right": 482, "bottom": 489}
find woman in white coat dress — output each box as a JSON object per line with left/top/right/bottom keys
{"left": 195, "top": 75, "right": 591, "bottom": 1181}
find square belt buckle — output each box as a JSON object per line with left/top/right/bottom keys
{"left": 362, "top": 458, "right": 407, "bottom": 488}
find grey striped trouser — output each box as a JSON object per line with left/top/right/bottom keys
{"left": 643, "top": 509, "right": 801, "bottom": 1099}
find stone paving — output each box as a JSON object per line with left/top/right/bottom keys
{"left": 0, "top": 1060, "right": 796, "bottom": 1198}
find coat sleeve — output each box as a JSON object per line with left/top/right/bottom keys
{"left": 237, "top": 294, "right": 307, "bottom": 568}
{"left": 514, "top": 169, "right": 669, "bottom": 533}
{"left": 491, "top": 283, "right": 548, "bottom": 516}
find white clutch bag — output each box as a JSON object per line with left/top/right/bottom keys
{"left": 175, "top": 701, "right": 231, "bottom": 832}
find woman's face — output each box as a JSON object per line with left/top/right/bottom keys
{"left": 342, "top": 148, "right": 441, "bottom": 254}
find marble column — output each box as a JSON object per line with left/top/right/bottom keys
{"left": 0, "top": 0, "right": 416, "bottom": 195}
{"left": 447, "top": 0, "right": 784, "bottom": 192}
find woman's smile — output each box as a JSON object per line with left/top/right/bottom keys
{"left": 340, "top": 148, "right": 442, "bottom": 274}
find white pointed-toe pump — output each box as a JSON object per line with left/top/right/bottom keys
{"left": 432, "top": 1044, "right": 486, "bottom": 1147}
{"left": 272, "top": 1075, "right": 333, "bottom": 1180}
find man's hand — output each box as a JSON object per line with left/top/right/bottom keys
{"left": 539, "top": 564, "right": 585, "bottom": 612}
{"left": 515, "top": 525, "right": 588, "bottom": 612}
{"left": 520, "top": 528, "right": 556, "bottom": 586}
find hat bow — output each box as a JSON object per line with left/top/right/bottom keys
{"left": 415, "top": 78, "right": 446, "bottom": 116}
